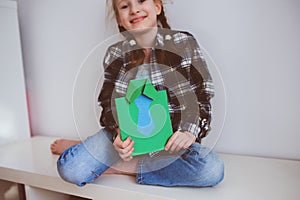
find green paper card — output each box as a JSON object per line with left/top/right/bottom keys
{"left": 115, "top": 79, "right": 173, "bottom": 156}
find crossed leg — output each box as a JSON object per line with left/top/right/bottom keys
{"left": 50, "top": 137, "right": 137, "bottom": 176}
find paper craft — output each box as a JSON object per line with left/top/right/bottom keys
{"left": 115, "top": 78, "right": 173, "bottom": 156}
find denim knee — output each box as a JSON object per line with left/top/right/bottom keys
{"left": 182, "top": 144, "right": 224, "bottom": 187}
{"left": 57, "top": 160, "right": 88, "bottom": 186}
{"left": 196, "top": 149, "right": 224, "bottom": 186}
{"left": 57, "top": 144, "right": 99, "bottom": 186}
{"left": 207, "top": 153, "right": 224, "bottom": 186}
{"left": 136, "top": 144, "right": 224, "bottom": 187}
{"left": 56, "top": 129, "right": 120, "bottom": 186}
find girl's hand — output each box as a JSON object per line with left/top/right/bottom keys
{"left": 113, "top": 129, "right": 134, "bottom": 161}
{"left": 165, "top": 131, "right": 196, "bottom": 153}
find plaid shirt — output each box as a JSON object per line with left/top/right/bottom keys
{"left": 98, "top": 28, "right": 214, "bottom": 142}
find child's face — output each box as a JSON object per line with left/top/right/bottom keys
{"left": 115, "top": 0, "right": 162, "bottom": 32}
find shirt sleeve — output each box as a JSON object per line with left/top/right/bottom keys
{"left": 179, "top": 33, "right": 214, "bottom": 142}
{"left": 98, "top": 45, "right": 123, "bottom": 131}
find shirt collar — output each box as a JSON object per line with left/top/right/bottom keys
{"left": 125, "top": 28, "right": 173, "bottom": 49}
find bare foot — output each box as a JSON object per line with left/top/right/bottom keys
{"left": 50, "top": 139, "right": 81, "bottom": 155}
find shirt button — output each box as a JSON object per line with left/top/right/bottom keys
{"left": 165, "top": 34, "right": 172, "bottom": 40}
{"left": 129, "top": 40, "right": 136, "bottom": 46}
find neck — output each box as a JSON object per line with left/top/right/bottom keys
{"left": 130, "top": 27, "right": 158, "bottom": 48}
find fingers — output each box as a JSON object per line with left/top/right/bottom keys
{"left": 121, "top": 136, "right": 133, "bottom": 149}
{"left": 165, "top": 134, "right": 176, "bottom": 152}
{"left": 120, "top": 147, "right": 134, "bottom": 161}
{"left": 113, "top": 135, "right": 134, "bottom": 161}
{"left": 116, "top": 139, "right": 134, "bottom": 155}
{"left": 166, "top": 135, "right": 187, "bottom": 152}
{"left": 165, "top": 131, "right": 196, "bottom": 153}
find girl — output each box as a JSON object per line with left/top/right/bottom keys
{"left": 53, "top": 0, "right": 224, "bottom": 187}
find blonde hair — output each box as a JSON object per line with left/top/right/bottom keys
{"left": 106, "top": 0, "right": 171, "bottom": 33}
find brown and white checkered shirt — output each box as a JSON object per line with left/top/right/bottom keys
{"left": 98, "top": 28, "right": 214, "bottom": 142}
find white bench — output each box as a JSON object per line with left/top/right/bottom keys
{"left": 0, "top": 136, "right": 299, "bottom": 200}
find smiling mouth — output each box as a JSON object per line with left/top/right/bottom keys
{"left": 130, "top": 16, "right": 146, "bottom": 24}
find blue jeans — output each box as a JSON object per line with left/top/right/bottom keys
{"left": 57, "top": 128, "right": 224, "bottom": 187}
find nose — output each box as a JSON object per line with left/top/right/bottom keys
{"left": 130, "top": 1, "right": 141, "bottom": 14}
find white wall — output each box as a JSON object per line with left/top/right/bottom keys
{"left": 17, "top": 0, "right": 300, "bottom": 160}
{"left": 17, "top": 0, "right": 109, "bottom": 140}
{"left": 167, "top": 0, "right": 300, "bottom": 160}
{"left": 0, "top": 0, "right": 30, "bottom": 145}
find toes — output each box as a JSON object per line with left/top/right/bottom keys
{"left": 50, "top": 140, "right": 59, "bottom": 154}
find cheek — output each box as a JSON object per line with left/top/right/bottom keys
{"left": 117, "top": 14, "right": 126, "bottom": 24}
